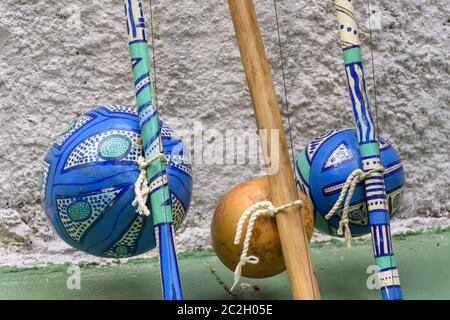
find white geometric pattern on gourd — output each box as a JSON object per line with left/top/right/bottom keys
{"left": 103, "top": 105, "right": 138, "bottom": 115}
{"left": 39, "top": 161, "right": 50, "bottom": 199}
{"left": 55, "top": 115, "right": 94, "bottom": 147}
{"left": 333, "top": 202, "right": 368, "bottom": 226}
{"left": 378, "top": 137, "right": 389, "bottom": 150}
{"left": 105, "top": 194, "right": 186, "bottom": 258}
{"left": 57, "top": 187, "right": 123, "bottom": 243}
{"left": 323, "top": 161, "right": 401, "bottom": 196}
{"left": 388, "top": 186, "right": 404, "bottom": 215}
{"left": 385, "top": 162, "right": 403, "bottom": 175}
{"left": 307, "top": 129, "right": 349, "bottom": 162}
{"left": 160, "top": 124, "right": 174, "bottom": 138}
{"left": 64, "top": 130, "right": 141, "bottom": 170}
{"left": 105, "top": 215, "right": 145, "bottom": 257}
{"left": 101, "top": 105, "right": 174, "bottom": 139}
{"left": 168, "top": 155, "right": 192, "bottom": 176}
{"left": 171, "top": 195, "right": 186, "bottom": 232}
{"left": 324, "top": 143, "right": 354, "bottom": 169}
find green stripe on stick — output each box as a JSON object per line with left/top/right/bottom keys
{"left": 343, "top": 46, "right": 362, "bottom": 65}
{"left": 376, "top": 256, "right": 397, "bottom": 269}
{"left": 359, "top": 142, "right": 379, "bottom": 157}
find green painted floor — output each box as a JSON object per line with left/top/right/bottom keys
{"left": 1, "top": 229, "right": 449, "bottom": 300}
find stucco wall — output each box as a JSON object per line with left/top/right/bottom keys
{"left": 0, "top": 0, "right": 448, "bottom": 265}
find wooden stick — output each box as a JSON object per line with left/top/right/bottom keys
{"left": 228, "top": 0, "right": 320, "bottom": 300}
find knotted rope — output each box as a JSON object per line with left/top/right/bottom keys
{"left": 133, "top": 154, "right": 168, "bottom": 216}
{"left": 325, "top": 165, "right": 385, "bottom": 247}
{"left": 231, "top": 200, "right": 304, "bottom": 291}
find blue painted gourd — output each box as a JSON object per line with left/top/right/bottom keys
{"left": 295, "top": 128, "right": 405, "bottom": 237}
{"left": 39, "top": 105, "right": 193, "bottom": 258}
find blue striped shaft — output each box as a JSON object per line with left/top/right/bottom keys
{"left": 123, "top": 0, "right": 183, "bottom": 300}
{"left": 334, "top": 0, "right": 402, "bottom": 300}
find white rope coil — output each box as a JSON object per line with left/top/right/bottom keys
{"left": 133, "top": 154, "right": 168, "bottom": 216}
{"left": 325, "top": 166, "right": 385, "bottom": 247}
{"left": 231, "top": 200, "right": 304, "bottom": 291}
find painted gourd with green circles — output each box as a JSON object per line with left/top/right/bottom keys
{"left": 39, "top": 105, "right": 193, "bottom": 258}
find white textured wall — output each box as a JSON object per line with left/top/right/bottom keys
{"left": 0, "top": 0, "right": 448, "bottom": 264}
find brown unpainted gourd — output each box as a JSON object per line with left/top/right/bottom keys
{"left": 211, "top": 176, "right": 314, "bottom": 279}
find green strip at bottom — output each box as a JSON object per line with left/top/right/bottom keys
{"left": 0, "top": 228, "right": 449, "bottom": 299}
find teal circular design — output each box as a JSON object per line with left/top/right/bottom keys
{"left": 67, "top": 201, "right": 92, "bottom": 221}
{"left": 114, "top": 245, "right": 129, "bottom": 256}
{"left": 99, "top": 136, "right": 131, "bottom": 159}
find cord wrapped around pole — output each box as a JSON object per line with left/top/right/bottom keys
{"left": 325, "top": 166, "right": 385, "bottom": 247}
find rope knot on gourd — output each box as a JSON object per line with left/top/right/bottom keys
{"left": 325, "top": 165, "right": 385, "bottom": 247}
{"left": 133, "top": 154, "right": 168, "bottom": 216}
{"left": 231, "top": 199, "right": 304, "bottom": 291}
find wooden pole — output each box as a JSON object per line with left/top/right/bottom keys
{"left": 228, "top": 0, "right": 320, "bottom": 300}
